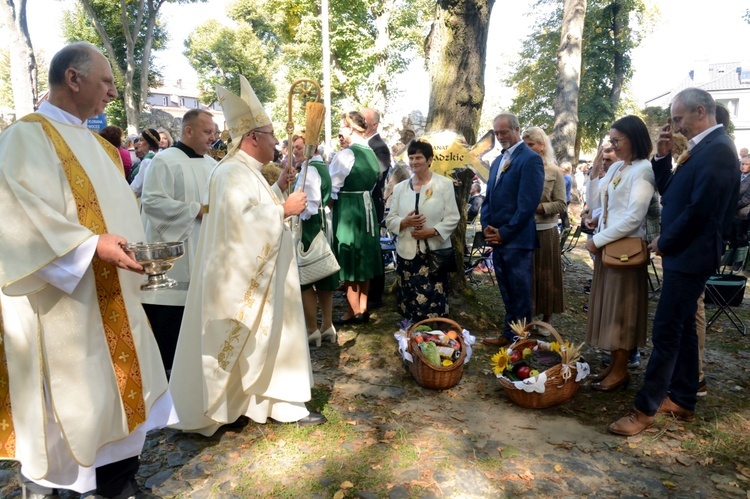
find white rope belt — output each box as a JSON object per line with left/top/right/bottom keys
{"left": 340, "top": 190, "right": 376, "bottom": 237}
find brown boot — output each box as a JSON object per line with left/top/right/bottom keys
{"left": 589, "top": 362, "right": 612, "bottom": 382}
{"left": 657, "top": 397, "right": 695, "bottom": 422}
{"left": 609, "top": 408, "right": 655, "bottom": 436}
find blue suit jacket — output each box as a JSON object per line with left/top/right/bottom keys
{"left": 480, "top": 141, "right": 545, "bottom": 250}
{"left": 653, "top": 127, "right": 739, "bottom": 275}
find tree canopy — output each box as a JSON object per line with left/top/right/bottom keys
{"left": 62, "top": 0, "right": 201, "bottom": 133}
{"left": 185, "top": 0, "right": 430, "bottom": 127}
{"left": 508, "top": 0, "right": 650, "bottom": 156}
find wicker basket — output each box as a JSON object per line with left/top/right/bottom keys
{"left": 497, "top": 321, "right": 581, "bottom": 409}
{"left": 406, "top": 317, "right": 466, "bottom": 390}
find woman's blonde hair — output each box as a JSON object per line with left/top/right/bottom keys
{"left": 521, "top": 126, "right": 556, "bottom": 167}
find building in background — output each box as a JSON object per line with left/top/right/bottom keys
{"left": 645, "top": 60, "right": 750, "bottom": 149}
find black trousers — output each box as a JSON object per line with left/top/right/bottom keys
{"left": 143, "top": 303, "right": 184, "bottom": 374}
{"left": 20, "top": 456, "right": 139, "bottom": 498}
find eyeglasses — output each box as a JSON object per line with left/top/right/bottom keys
{"left": 610, "top": 137, "right": 626, "bottom": 147}
{"left": 253, "top": 130, "right": 276, "bottom": 139}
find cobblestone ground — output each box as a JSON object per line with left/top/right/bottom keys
{"left": 2, "top": 240, "right": 750, "bottom": 498}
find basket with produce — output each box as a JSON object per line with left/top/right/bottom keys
{"left": 492, "top": 321, "right": 589, "bottom": 409}
{"left": 406, "top": 317, "right": 467, "bottom": 390}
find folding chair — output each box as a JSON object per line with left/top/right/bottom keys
{"left": 705, "top": 246, "right": 748, "bottom": 336}
{"left": 560, "top": 225, "right": 583, "bottom": 270}
{"left": 380, "top": 229, "right": 397, "bottom": 274}
{"left": 464, "top": 231, "right": 495, "bottom": 288}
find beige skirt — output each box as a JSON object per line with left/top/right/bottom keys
{"left": 532, "top": 227, "right": 565, "bottom": 315}
{"left": 585, "top": 254, "right": 648, "bottom": 351}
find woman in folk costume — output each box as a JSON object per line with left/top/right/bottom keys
{"left": 292, "top": 134, "right": 338, "bottom": 347}
{"left": 168, "top": 76, "right": 326, "bottom": 435}
{"left": 329, "top": 111, "right": 384, "bottom": 325}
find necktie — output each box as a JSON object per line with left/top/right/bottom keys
{"left": 495, "top": 149, "right": 509, "bottom": 182}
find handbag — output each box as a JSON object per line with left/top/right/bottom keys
{"left": 297, "top": 214, "right": 340, "bottom": 285}
{"left": 601, "top": 237, "right": 648, "bottom": 268}
{"left": 428, "top": 247, "right": 457, "bottom": 273}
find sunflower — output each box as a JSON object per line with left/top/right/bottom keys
{"left": 491, "top": 349, "right": 510, "bottom": 375}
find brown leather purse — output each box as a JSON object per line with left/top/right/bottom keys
{"left": 601, "top": 237, "right": 648, "bottom": 268}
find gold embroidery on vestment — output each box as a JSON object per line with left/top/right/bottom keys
{"left": 216, "top": 244, "right": 273, "bottom": 370}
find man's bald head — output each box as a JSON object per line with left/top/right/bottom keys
{"left": 361, "top": 108, "right": 380, "bottom": 138}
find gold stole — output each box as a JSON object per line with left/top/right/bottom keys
{"left": 0, "top": 300, "right": 14, "bottom": 458}
{"left": 0, "top": 115, "right": 146, "bottom": 459}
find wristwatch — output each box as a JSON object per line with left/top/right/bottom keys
{"left": 433, "top": 228, "right": 439, "bottom": 237}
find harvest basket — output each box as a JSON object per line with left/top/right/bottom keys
{"left": 406, "top": 317, "right": 466, "bottom": 390}
{"left": 497, "top": 321, "right": 583, "bottom": 409}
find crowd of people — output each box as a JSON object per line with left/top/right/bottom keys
{"left": 0, "top": 41, "right": 746, "bottom": 496}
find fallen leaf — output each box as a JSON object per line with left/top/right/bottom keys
{"left": 518, "top": 469, "right": 534, "bottom": 481}
{"left": 333, "top": 491, "right": 345, "bottom": 499}
{"left": 340, "top": 481, "right": 354, "bottom": 489}
{"left": 384, "top": 430, "right": 396, "bottom": 439}
{"left": 391, "top": 409, "right": 401, "bottom": 415}
{"left": 554, "top": 464, "right": 563, "bottom": 473}
{"left": 628, "top": 443, "right": 638, "bottom": 449}
{"left": 663, "top": 480, "right": 676, "bottom": 489}
{"left": 642, "top": 450, "right": 651, "bottom": 456}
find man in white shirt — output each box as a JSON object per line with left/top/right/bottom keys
{"left": 140, "top": 109, "right": 217, "bottom": 374}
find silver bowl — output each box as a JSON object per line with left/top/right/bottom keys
{"left": 126, "top": 242, "right": 185, "bottom": 290}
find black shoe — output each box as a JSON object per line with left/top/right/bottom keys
{"left": 333, "top": 313, "right": 364, "bottom": 325}
{"left": 222, "top": 415, "right": 250, "bottom": 430}
{"left": 296, "top": 412, "right": 327, "bottom": 427}
{"left": 361, "top": 311, "right": 370, "bottom": 322}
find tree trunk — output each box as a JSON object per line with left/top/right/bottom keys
{"left": 424, "top": 0, "right": 494, "bottom": 145}
{"left": 0, "top": 0, "right": 37, "bottom": 116}
{"left": 82, "top": 0, "right": 161, "bottom": 135}
{"left": 449, "top": 168, "right": 476, "bottom": 294}
{"left": 550, "top": 0, "right": 586, "bottom": 165}
{"left": 370, "top": 0, "right": 395, "bottom": 114}
{"left": 608, "top": 0, "right": 625, "bottom": 115}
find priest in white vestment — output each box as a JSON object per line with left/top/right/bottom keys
{"left": 0, "top": 43, "right": 175, "bottom": 497}
{"left": 168, "top": 76, "right": 326, "bottom": 436}
{"left": 140, "top": 109, "right": 216, "bottom": 373}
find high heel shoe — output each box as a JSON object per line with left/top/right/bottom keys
{"left": 591, "top": 374, "right": 630, "bottom": 392}
{"left": 307, "top": 330, "right": 322, "bottom": 347}
{"left": 321, "top": 326, "right": 337, "bottom": 344}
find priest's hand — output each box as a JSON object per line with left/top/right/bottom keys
{"left": 284, "top": 190, "right": 308, "bottom": 217}
{"left": 276, "top": 162, "right": 297, "bottom": 192}
{"left": 95, "top": 234, "right": 144, "bottom": 273}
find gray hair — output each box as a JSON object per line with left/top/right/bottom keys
{"left": 674, "top": 88, "right": 716, "bottom": 116}
{"left": 521, "top": 126, "right": 556, "bottom": 167}
{"left": 494, "top": 113, "right": 520, "bottom": 131}
{"left": 48, "top": 42, "right": 101, "bottom": 86}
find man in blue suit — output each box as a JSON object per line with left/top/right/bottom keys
{"left": 481, "top": 113, "right": 544, "bottom": 347}
{"left": 610, "top": 88, "right": 739, "bottom": 436}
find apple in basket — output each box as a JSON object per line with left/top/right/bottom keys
{"left": 516, "top": 365, "right": 532, "bottom": 380}
{"left": 509, "top": 350, "right": 522, "bottom": 363}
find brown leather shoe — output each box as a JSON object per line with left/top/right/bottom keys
{"left": 608, "top": 408, "right": 655, "bottom": 436}
{"left": 482, "top": 337, "right": 510, "bottom": 347}
{"left": 657, "top": 397, "right": 695, "bottom": 422}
